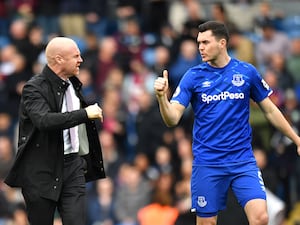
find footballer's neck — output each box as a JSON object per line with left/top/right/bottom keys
{"left": 208, "top": 54, "right": 231, "bottom": 68}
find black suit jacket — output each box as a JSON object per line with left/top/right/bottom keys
{"left": 5, "top": 65, "right": 105, "bottom": 201}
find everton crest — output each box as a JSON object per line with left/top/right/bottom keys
{"left": 197, "top": 196, "right": 207, "bottom": 208}
{"left": 232, "top": 74, "right": 245, "bottom": 87}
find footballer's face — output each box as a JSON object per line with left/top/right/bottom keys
{"left": 197, "top": 30, "right": 224, "bottom": 63}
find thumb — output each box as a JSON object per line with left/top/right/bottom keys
{"left": 163, "top": 69, "right": 169, "bottom": 80}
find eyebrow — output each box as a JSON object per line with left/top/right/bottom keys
{"left": 197, "top": 39, "right": 210, "bottom": 44}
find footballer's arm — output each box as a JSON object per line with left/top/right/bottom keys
{"left": 259, "top": 97, "right": 300, "bottom": 154}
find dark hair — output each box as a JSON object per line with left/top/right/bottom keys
{"left": 198, "top": 21, "right": 230, "bottom": 44}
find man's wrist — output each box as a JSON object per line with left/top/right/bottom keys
{"left": 156, "top": 93, "right": 166, "bottom": 99}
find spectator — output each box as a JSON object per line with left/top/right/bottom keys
{"left": 228, "top": 27, "right": 256, "bottom": 65}
{"left": 9, "top": 19, "right": 42, "bottom": 75}
{"left": 255, "top": 19, "right": 290, "bottom": 73}
{"left": 77, "top": 67, "right": 99, "bottom": 104}
{"left": 0, "top": 0, "right": 10, "bottom": 36}
{"left": 103, "top": 67, "right": 124, "bottom": 92}
{"left": 267, "top": 53, "right": 294, "bottom": 92}
{"left": 4, "top": 52, "right": 31, "bottom": 122}
{"left": 180, "top": 0, "right": 206, "bottom": 40}
{"left": 270, "top": 89, "right": 300, "bottom": 216}
{"left": 86, "top": 177, "right": 116, "bottom": 225}
{"left": 253, "top": 1, "right": 285, "bottom": 33}
{"left": 85, "top": 0, "right": 109, "bottom": 39}
{"left": 133, "top": 152, "right": 158, "bottom": 182}
{"left": 94, "top": 36, "right": 119, "bottom": 95}
{"left": 169, "top": 38, "right": 201, "bottom": 90}
{"left": 253, "top": 148, "right": 279, "bottom": 194}
{"left": 0, "top": 45, "right": 17, "bottom": 116}
{"left": 121, "top": 59, "right": 156, "bottom": 157}
{"left": 150, "top": 44, "right": 171, "bottom": 76}
{"left": 249, "top": 99, "right": 273, "bottom": 150}
{"left": 0, "top": 135, "right": 14, "bottom": 179}
{"left": 152, "top": 145, "right": 174, "bottom": 175}
{"left": 156, "top": 23, "right": 178, "bottom": 54}
{"left": 168, "top": 0, "right": 205, "bottom": 35}
{"left": 58, "top": 0, "right": 86, "bottom": 38}
{"left": 11, "top": 202, "right": 28, "bottom": 225}
{"left": 35, "top": 0, "right": 60, "bottom": 40}
{"left": 0, "top": 181, "right": 14, "bottom": 224}
{"left": 114, "top": 163, "right": 152, "bottom": 225}
{"left": 80, "top": 31, "right": 99, "bottom": 75}
{"left": 114, "top": 16, "right": 147, "bottom": 73}
{"left": 287, "top": 37, "right": 300, "bottom": 99}
{"left": 143, "top": 0, "right": 169, "bottom": 35}
{"left": 26, "top": 24, "right": 45, "bottom": 72}
{"left": 0, "top": 44, "right": 18, "bottom": 78}
{"left": 253, "top": 148, "right": 285, "bottom": 225}
{"left": 98, "top": 130, "right": 125, "bottom": 182}
{"left": 174, "top": 158, "right": 194, "bottom": 225}
{"left": 137, "top": 173, "right": 179, "bottom": 225}
{"left": 176, "top": 137, "right": 192, "bottom": 162}
{"left": 8, "top": 19, "right": 30, "bottom": 58}
{"left": 209, "top": 2, "right": 237, "bottom": 32}
{"left": 0, "top": 113, "right": 12, "bottom": 138}
{"left": 263, "top": 69, "right": 285, "bottom": 108}
{"left": 225, "top": 1, "right": 258, "bottom": 33}
{"left": 101, "top": 87, "right": 127, "bottom": 150}
{"left": 282, "top": 89, "right": 300, "bottom": 136}
{"left": 9, "top": 0, "right": 37, "bottom": 22}
{"left": 135, "top": 90, "right": 168, "bottom": 163}
{"left": 115, "top": 0, "right": 143, "bottom": 22}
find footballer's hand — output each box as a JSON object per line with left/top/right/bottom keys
{"left": 154, "top": 70, "right": 169, "bottom": 97}
{"left": 85, "top": 103, "right": 103, "bottom": 122}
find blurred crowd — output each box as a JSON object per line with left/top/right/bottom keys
{"left": 0, "top": 0, "right": 300, "bottom": 225}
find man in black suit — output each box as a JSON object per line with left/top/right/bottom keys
{"left": 4, "top": 37, "right": 106, "bottom": 225}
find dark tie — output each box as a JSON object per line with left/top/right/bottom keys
{"left": 65, "top": 83, "right": 77, "bottom": 151}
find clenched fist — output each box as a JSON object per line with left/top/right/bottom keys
{"left": 154, "top": 70, "right": 169, "bottom": 97}
{"left": 85, "top": 103, "right": 103, "bottom": 122}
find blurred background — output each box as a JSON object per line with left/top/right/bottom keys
{"left": 0, "top": 0, "right": 300, "bottom": 225}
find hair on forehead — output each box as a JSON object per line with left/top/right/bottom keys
{"left": 198, "top": 21, "right": 229, "bottom": 43}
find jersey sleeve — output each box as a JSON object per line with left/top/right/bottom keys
{"left": 170, "top": 69, "right": 193, "bottom": 108}
{"left": 250, "top": 66, "right": 273, "bottom": 103}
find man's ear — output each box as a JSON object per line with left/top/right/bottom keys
{"left": 55, "top": 54, "right": 63, "bottom": 64}
{"left": 219, "top": 38, "right": 227, "bottom": 48}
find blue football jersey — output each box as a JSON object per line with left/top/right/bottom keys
{"left": 171, "top": 58, "right": 273, "bottom": 164}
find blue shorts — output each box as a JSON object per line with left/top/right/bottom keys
{"left": 191, "top": 161, "right": 266, "bottom": 217}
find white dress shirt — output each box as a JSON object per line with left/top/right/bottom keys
{"left": 62, "top": 80, "right": 80, "bottom": 155}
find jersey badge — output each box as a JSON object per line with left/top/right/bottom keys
{"left": 197, "top": 196, "right": 207, "bottom": 207}
{"left": 232, "top": 74, "right": 245, "bottom": 87}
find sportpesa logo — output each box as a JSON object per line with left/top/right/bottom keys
{"left": 202, "top": 91, "right": 245, "bottom": 104}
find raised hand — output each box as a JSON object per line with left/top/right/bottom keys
{"left": 154, "top": 69, "right": 169, "bottom": 97}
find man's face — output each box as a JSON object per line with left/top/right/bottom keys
{"left": 262, "top": 26, "right": 274, "bottom": 40}
{"left": 61, "top": 45, "right": 83, "bottom": 77}
{"left": 197, "top": 30, "right": 223, "bottom": 62}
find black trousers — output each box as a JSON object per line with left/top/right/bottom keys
{"left": 22, "top": 154, "right": 87, "bottom": 225}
